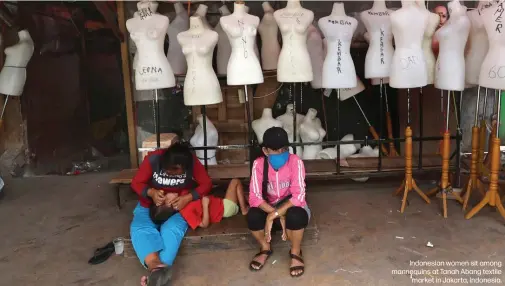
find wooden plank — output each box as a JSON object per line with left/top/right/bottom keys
{"left": 109, "top": 168, "right": 137, "bottom": 184}
{"left": 116, "top": 1, "right": 138, "bottom": 168}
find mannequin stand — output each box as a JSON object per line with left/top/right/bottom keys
{"left": 153, "top": 89, "right": 160, "bottom": 148}
{"left": 352, "top": 96, "right": 389, "bottom": 155}
{"left": 465, "top": 89, "right": 505, "bottom": 220}
{"left": 478, "top": 88, "right": 489, "bottom": 176}
{"left": 382, "top": 79, "right": 399, "bottom": 156}
{"left": 244, "top": 84, "right": 253, "bottom": 170}
{"left": 336, "top": 89, "right": 341, "bottom": 174}
{"left": 290, "top": 83, "right": 299, "bottom": 155}
{"left": 394, "top": 88, "right": 431, "bottom": 212}
{"left": 200, "top": 105, "right": 209, "bottom": 170}
{"left": 0, "top": 95, "right": 9, "bottom": 129}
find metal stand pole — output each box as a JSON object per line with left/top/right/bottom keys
{"left": 0, "top": 95, "right": 9, "bottom": 128}
{"left": 244, "top": 85, "right": 253, "bottom": 171}
{"left": 201, "top": 105, "right": 208, "bottom": 170}
{"left": 419, "top": 88, "right": 424, "bottom": 169}
{"left": 378, "top": 79, "right": 383, "bottom": 171}
{"left": 153, "top": 89, "right": 160, "bottom": 148}
{"left": 292, "top": 83, "right": 297, "bottom": 155}
{"left": 336, "top": 89, "right": 340, "bottom": 174}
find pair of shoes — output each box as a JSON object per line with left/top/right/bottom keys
{"left": 249, "top": 249, "right": 273, "bottom": 271}
{"left": 289, "top": 249, "right": 305, "bottom": 278}
{"left": 88, "top": 242, "right": 115, "bottom": 265}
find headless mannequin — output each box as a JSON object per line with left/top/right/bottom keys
{"left": 465, "top": 0, "right": 492, "bottom": 86}
{"left": 478, "top": 0, "right": 505, "bottom": 89}
{"left": 252, "top": 108, "right": 282, "bottom": 144}
{"left": 319, "top": 3, "right": 358, "bottom": 89}
{"left": 0, "top": 30, "right": 34, "bottom": 96}
{"left": 434, "top": 0, "right": 470, "bottom": 91}
{"left": 389, "top": 0, "right": 428, "bottom": 88}
{"left": 299, "top": 108, "right": 326, "bottom": 159}
{"left": 244, "top": 5, "right": 260, "bottom": 59}
{"left": 417, "top": 0, "right": 439, "bottom": 84}
{"left": 318, "top": 134, "right": 359, "bottom": 160}
{"left": 274, "top": 0, "right": 314, "bottom": 82}
{"left": 361, "top": 0, "right": 394, "bottom": 79}
{"left": 258, "top": 1, "right": 281, "bottom": 71}
{"left": 194, "top": 4, "right": 211, "bottom": 30}
{"left": 276, "top": 104, "right": 305, "bottom": 155}
{"left": 190, "top": 115, "right": 218, "bottom": 165}
{"left": 307, "top": 24, "right": 325, "bottom": 89}
{"left": 126, "top": 1, "right": 175, "bottom": 90}
{"left": 177, "top": 17, "right": 222, "bottom": 106}
{"left": 167, "top": 2, "right": 189, "bottom": 75}
{"left": 220, "top": 3, "right": 264, "bottom": 85}
{"left": 215, "top": 5, "right": 232, "bottom": 75}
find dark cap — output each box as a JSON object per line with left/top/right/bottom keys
{"left": 262, "top": 127, "right": 289, "bottom": 150}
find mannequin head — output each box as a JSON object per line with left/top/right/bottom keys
{"left": 434, "top": 4, "right": 448, "bottom": 28}
{"left": 263, "top": 2, "right": 274, "bottom": 13}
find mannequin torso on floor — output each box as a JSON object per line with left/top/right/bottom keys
{"left": 126, "top": 1, "right": 175, "bottom": 90}
{"left": 274, "top": 0, "right": 314, "bottom": 82}
{"left": 177, "top": 17, "right": 222, "bottom": 106}
{"left": 465, "top": 1, "right": 492, "bottom": 86}
{"left": 167, "top": 2, "right": 189, "bottom": 75}
{"left": 417, "top": 0, "right": 439, "bottom": 84}
{"left": 319, "top": 3, "right": 358, "bottom": 89}
{"left": 361, "top": 0, "right": 394, "bottom": 79}
{"left": 258, "top": 1, "right": 280, "bottom": 71}
{"left": 389, "top": 0, "right": 428, "bottom": 89}
{"left": 0, "top": 30, "right": 34, "bottom": 96}
{"left": 215, "top": 5, "right": 232, "bottom": 75}
{"left": 299, "top": 108, "right": 326, "bottom": 160}
{"left": 318, "top": 134, "right": 359, "bottom": 159}
{"left": 220, "top": 3, "right": 264, "bottom": 85}
{"left": 252, "top": 108, "right": 283, "bottom": 144}
{"left": 478, "top": 0, "right": 505, "bottom": 89}
{"left": 190, "top": 115, "right": 218, "bottom": 165}
{"left": 276, "top": 103, "right": 305, "bottom": 155}
{"left": 434, "top": 0, "right": 470, "bottom": 91}
{"left": 194, "top": 4, "right": 211, "bottom": 30}
{"left": 307, "top": 24, "right": 325, "bottom": 89}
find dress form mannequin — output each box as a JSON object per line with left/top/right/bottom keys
{"left": 434, "top": 0, "right": 470, "bottom": 91}
{"left": 276, "top": 104, "right": 305, "bottom": 155}
{"left": 252, "top": 108, "right": 283, "bottom": 144}
{"left": 478, "top": 0, "right": 505, "bottom": 90}
{"left": 307, "top": 24, "right": 325, "bottom": 89}
{"left": 243, "top": 5, "right": 260, "bottom": 59}
{"left": 194, "top": 4, "right": 211, "bottom": 30}
{"left": 0, "top": 30, "right": 34, "bottom": 96}
{"left": 167, "top": 2, "right": 189, "bottom": 75}
{"left": 319, "top": 3, "right": 358, "bottom": 89}
{"left": 190, "top": 115, "right": 218, "bottom": 165}
{"left": 177, "top": 17, "right": 222, "bottom": 105}
{"left": 317, "top": 134, "right": 359, "bottom": 159}
{"left": 220, "top": 3, "right": 264, "bottom": 85}
{"left": 465, "top": 0, "right": 491, "bottom": 86}
{"left": 126, "top": 1, "right": 175, "bottom": 90}
{"left": 258, "top": 1, "right": 281, "bottom": 71}
{"left": 215, "top": 5, "right": 232, "bottom": 75}
{"left": 274, "top": 0, "right": 314, "bottom": 82}
{"left": 299, "top": 108, "right": 326, "bottom": 160}
{"left": 417, "top": 0, "right": 439, "bottom": 84}
{"left": 360, "top": 0, "right": 394, "bottom": 79}
{"left": 389, "top": 0, "right": 428, "bottom": 88}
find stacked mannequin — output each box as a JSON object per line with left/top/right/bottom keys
{"left": 194, "top": 4, "right": 211, "bottom": 30}
{"left": 417, "top": 0, "right": 439, "bottom": 85}
{"left": 190, "top": 115, "right": 218, "bottom": 165}
{"left": 258, "top": 1, "right": 280, "bottom": 71}
{"left": 318, "top": 134, "right": 359, "bottom": 160}
{"left": 276, "top": 104, "right": 305, "bottom": 155}
{"left": 465, "top": 0, "right": 491, "bottom": 87}
{"left": 166, "top": 2, "right": 189, "bottom": 75}
{"left": 299, "top": 108, "right": 326, "bottom": 160}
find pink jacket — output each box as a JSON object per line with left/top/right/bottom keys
{"left": 249, "top": 154, "right": 307, "bottom": 208}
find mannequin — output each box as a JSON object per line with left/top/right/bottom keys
{"left": 317, "top": 134, "right": 359, "bottom": 159}
{"left": 434, "top": 0, "right": 470, "bottom": 91}
{"left": 0, "top": 30, "right": 34, "bottom": 96}
{"left": 258, "top": 1, "right": 281, "bottom": 71}
{"left": 130, "top": 11, "right": 140, "bottom": 71}
{"left": 478, "top": 0, "right": 505, "bottom": 90}
{"left": 190, "top": 115, "right": 218, "bottom": 165}
{"left": 318, "top": 3, "right": 358, "bottom": 89}
{"left": 276, "top": 104, "right": 305, "bottom": 155}
{"left": 465, "top": 0, "right": 491, "bottom": 86}
{"left": 243, "top": 5, "right": 260, "bottom": 59}
{"left": 389, "top": 0, "right": 428, "bottom": 88}
{"left": 360, "top": 0, "right": 394, "bottom": 79}
{"left": 274, "top": 0, "right": 314, "bottom": 82}
{"left": 417, "top": 0, "right": 439, "bottom": 84}
{"left": 307, "top": 24, "right": 325, "bottom": 89}
{"left": 252, "top": 108, "right": 283, "bottom": 144}
{"left": 220, "top": 2, "right": 264, "bottom": 85}
{"left": 126, "top": 1, "right": 175, "bottom": 90}
{"left": 215, "top": 5, "right": 232, "bottom": 75}
{"left": 194, "top": 4, "right": 211, "bottom": 30}
{"left": 177, "top": 17, "right": 222, "bottom": 106}
{"left": 299, "top": 108, "right": 326, "bottom": 160}
{"left": 349, "top": 146, "right": 380, "bottom": 182}
{"left": 167, "top": 2, "right": 189, "bottom": 75}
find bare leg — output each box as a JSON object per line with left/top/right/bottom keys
{"left": 250, "top": 230, "right": 271, "bottom": 270}
{"left": 224, "top": 178, "right": 248, "bottom": 215}
{"left": 280, "top": 216, "right": 287, "bottom": 241}
{"left": 288, "top": 229, "right": 305, "bottom": 276}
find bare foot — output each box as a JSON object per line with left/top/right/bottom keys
{"left": 290, "top": 251, "right": 305, "bottom": 277}
{"left": 140, "top": 276, "right": 147, "bottom": 286}
{"left": 250, "top": 244, "right": 271, "bottom": 270}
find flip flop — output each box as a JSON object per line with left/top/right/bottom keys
{"left": 147, "top": 266, "right": 172, "bottom": 286}
{"left": 289, "top": 250, "right": 305, "bottom": 278}
{"left": 88, "top": 242, "right": 115, "bottom": 265}
{"left": 249, "top": 249, "right": 273, "bottom": 272}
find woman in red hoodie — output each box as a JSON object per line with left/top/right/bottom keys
{"left": 130, "top": 142, "right": 212, "bottom": 286}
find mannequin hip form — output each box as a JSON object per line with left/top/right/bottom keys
{"left": 0, "top": 67, "right": 27, "bottom": 96}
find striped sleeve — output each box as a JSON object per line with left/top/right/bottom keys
{"left": 289, "top": 157, "right": 307, "bottom": 207}
{"left": 249, "top": 159, "right": 265, "bottom": 208}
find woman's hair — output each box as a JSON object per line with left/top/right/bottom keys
{"left": 160, "top": 142, "right": 193, "bottom": 171}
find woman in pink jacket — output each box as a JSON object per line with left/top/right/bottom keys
{"left": 247, "top": 127, "right": 310, "bottom": 277}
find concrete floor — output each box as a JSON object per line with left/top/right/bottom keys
{"left": 0, "top": 173, "right": 504, "bottom": 286}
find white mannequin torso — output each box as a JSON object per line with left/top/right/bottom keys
{"left": 0, "top": 30, "right": 34, "bottom": 96}
{"left": 307, "top": 24, "right": 325, "bottom": 89}
{"left": 190, "top": 115, "right": 218, "bottom": 165}
{"left": 434, "top": 0, "right": 470, "bottom": 91}
{"left": 479, "top": 0, "right": 505, "bottom": 89}
{"left": 126, "top": 3, "right": 175, "bottom": 90}
{"left": 167, "top": 3, "right": 189, "bottom": 75}
{"left": 258, "top": 1, "right": 281, "bottom": 71}
{"left": 276, "top": 103, "right": 304, "bottom": 155}
{"left": 244, "top": 5, "right": 260, "bottom": 60}
{"left": 319, "top": 3, "right": 358, "bottom": 89}
{"left": 299, "top": 108, "right": 326, "bottom": 160}
{"left": 220, "top": 3, "right": 264, "bottom": 85}
{"left": 465, "top": 1, "right": 492, "bottom": 86}
{"left": 274, "top": 0, "right": 314, "bottom": 82}
{"left": 252, "top": 108, "right": 283, "bottom": 144}
{"left": 360, "top": 0, "right": 394, "bottom": 79}
{"left": 177, "top": 17, "right": 222, "bottom": 106}
{"left": 215, "top": 5, "right": 232, "bottom": 75}
{"left": 418, "top": 0, "right": 439, "bottom": 84}
{"left": 317, "top": 134, "right": 359, "bottom": 159}
{"left": 194, "top": 4, "right": 211, "bottom": 30}
{"left": 389, "top": 1, "right": 428, "bottom": 89}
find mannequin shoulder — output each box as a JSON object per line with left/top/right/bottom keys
{"left": 245, "top": 14, "right": 260, "bottom": 26}
{"left": 206, "top": 30, "right": 219, "bottom": 42}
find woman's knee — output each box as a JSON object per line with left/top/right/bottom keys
{"left": 247, "top": 207, "right": 267, "bottom": 231}
{"left": 285, "top": 207, "right": 309, "bottom": 230}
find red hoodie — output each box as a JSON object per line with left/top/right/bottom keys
{"left": 131, "top": 149, "right": 212, "bottom": 208}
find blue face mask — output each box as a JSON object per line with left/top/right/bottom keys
{"left": 268, "top": 151, "right": 290, "bottom": 170}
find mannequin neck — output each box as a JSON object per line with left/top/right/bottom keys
{"left": 331, "top": 3, "right": 346, "bottom": 16}
{"left": 401, "top": 0, "right": 416, "bottom": 8}
{"left": 306, "top": 109, "right": 317, "bottom": 120}
{"left": 372, "top": 0, "right": 387, "bottom": 10}
{"left": 263, "top": 1, "right": 274, "bottom": 13}
{"left": 219, "top": 5, "right": 231, "bottom": 16}
{"left": 18, "top": 30, "right": 31, "bottom": 41}
{"left": 262, "top": 108, "right": 273, "bottom": 118}
{"left": 234, "top": 3, "right": 247, "bottom": 16}
{"left": 285, "top": 104, "right": 294, "bottom": 114}
{"left": 286, "top": 0, "right": 301, "bottom": 10}
{"left": 197, "top": 115, "right": 206, "bottom": 125}
{"left": 195, "top": 5, "right": 208, "bottom": 17}
{"left": 189, "top": 17, "right": 205, "bottom": 34}
{"left": 448, "top": 0, "right": 465, "bottom": 17}
{"left": 138, "top": 3, "right": 155, "bottom": 19}
{"left": 416, "top": 0, "right": 427, "bottom": 9}
{"left": 174, "top": 2, "right": 184, "bottom": 14}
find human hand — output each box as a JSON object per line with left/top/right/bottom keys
{"left": 172, "top": 194, "right": 192, "bottom": 211}
{"left": 164, "top": 193, "right": 179, "bottom": 206}
{"left": 147, "top": 189, "right": 165, "bottom": 206}
{"left": 264, "top": 219, "right": 273, "bottom": 243}
{"left": 280, "top": 216, "right": 287, "bottom": 241}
